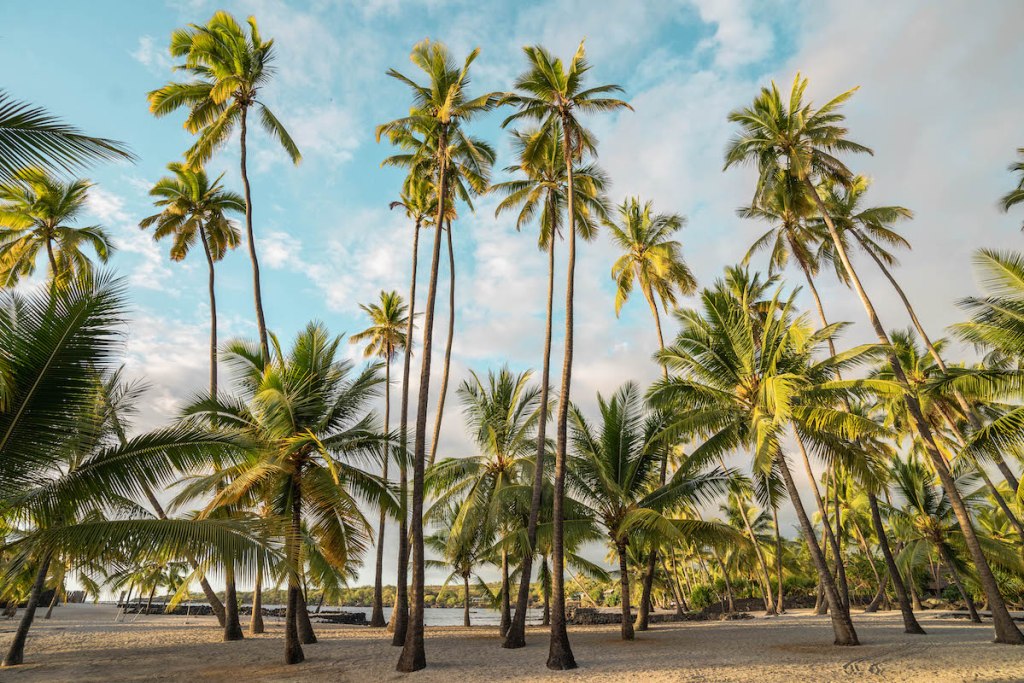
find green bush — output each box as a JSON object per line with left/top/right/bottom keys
{"left": 689, "top": 584, "right": 717, "bottom": 610}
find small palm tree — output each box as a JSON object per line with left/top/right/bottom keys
{"left": 351, "top": 290, "right": 408, "bottom": 628}
{"left": 140, "top": 161, "right": 243, "bottom": 398}
{"left": 1000, "top": 148, "right": 1024, "bottom": 229}
{"left": 425, "top": 504, "right": 489, "bottom": 627}
{"left": 568, "top": 382, "right": 732, "bottom": 640}
{"left": 501, "top": 41, "right": 631, "bottom": 668}
{"left": 148, "top": 11, "right": 301, "bottom": 360}
{"left": 0, "top": 90, "right": 134, "bottom": 183}
{"left": 0, "top": 167, "right": 113, "bottom": 287}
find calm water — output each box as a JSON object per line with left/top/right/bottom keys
{"left": 338, "top": 606, "right": 546, "bottom": 627}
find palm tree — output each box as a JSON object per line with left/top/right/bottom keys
{"left": 0, "top": 90, "right": 134, "bottom": 183}
{"left": 724, "top": 73, "right": 1024, "bottom": 644}
{"left": 140, "top": 161, "right": 243, "bottom": 399}
{"left": 1000, "top": 149, "right": 1024, "bottom": 229}
{"left": 501, "top": 41, "right": 631, "bottom": 669}
{"left": 0, "top": 167, "right": 113, "bottom": 287}
{"left": 376, "top": 39, "right": 497, "bottom": 673}
{"left": 650, "top": 279, "right": 881, "bottom": 645}
{"left": 148, "top": 11, "right": 301, "bottom": 360}
{"left": 351, "top": 290, "right": 409, "bottom": 628}
{"left": 425, "top": 503, "right": 490, "bottom": 627}
{"left": 567, "top": 383, "right": 733, "bottom": 640}
{"left": 183, "top": 323, "right": 392, "bottom": 665}
{"left": 492, "top": 124, "right": 609, "bottom": 649}
{"left": 606, "top": 195, "right": 696, "bottom": 629}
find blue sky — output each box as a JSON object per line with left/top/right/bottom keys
{"left": 5, "top": 0, "right": 1023, "bottom": 584}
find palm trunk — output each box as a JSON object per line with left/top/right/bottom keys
{"left": 398, "top": 132, "right": 450, "bottom": 674}
{"left": 427, "top": 221, "right": 455, "bottom": 468}
{"left": 44, "top": 583, "right": 60, "bottom": 620}
{"left": 865, "top": 571, "right": 888, "bottom": 613}
{"left": 223, "top": 560, "right": 243, "bottom": 641}
{"left": 852, "top": 520, "right": 883, "bottom": 612}
{"left": 239, "top": 106, "right": 269, "bottom": 359}
{"left": 2, "top": 552, "right": 52, "bottom": 667}
{"left": 772, "top": 506, "right": 785, "bottom": 614}
{"left": 617, "top": 544, "right": 635, "bottom": 640}
{"left": 199, "top": 228, "right": 218, "bottom": 400}
{"left": 504, "top": 234, "right": 556, "bottom": 649}
{"left": 284, "top": 469, "right": 305, "bottom": 665}
{"left": 774, "top": 450, "right": 859, "bottom": 645}
{"left": 144, "top": 584, "right": 157, "bottom": 616}
{"left": 391, "top": 217, "right": 421, "bottom": 645}
{"left": 297, "top": 590, "right": 317, "bottom": 644}
{"left": 938, "top": 543, "right": 981, "bottom": 623}
{"left": 370, "top": 360, "right": 392, "bottom": 628}
{"left": 500, "top": 548, "right": 511, "bottom": 637}
{"left": 808, "top": 178, "right": 1023, "bottom": 644}
{"left": 463, "top": 574, "right": 471, "bottom": 627}
{"left": 547, "top": 122, "right": 578, "bottom": 671}
{"left": 45, "top": 236, "right": 58, "bottom": 281}
{"left": 249, "top": 564, "right": 264, "bottom": 634}
{"left": 666, "top": 554, "right": 686, "bottom": 615}
{"left": 734, "top": 488, "right": 777, "bottom": 614}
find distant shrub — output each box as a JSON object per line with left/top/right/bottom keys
{"left": 689, "top": 584, "right": 717, "bottom": 610}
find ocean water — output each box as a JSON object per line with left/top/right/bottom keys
{"left": 335, "top": 606, "right": 547, "bottom": 627}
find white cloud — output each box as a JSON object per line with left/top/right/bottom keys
{"left": 87, "top": 187, "right": 175, "bottom": 291}
{"left": 259, "top": 230, "right": 301, "bottom": 270}
{"left": 130, "top": 35, "right": 174, "bottom": 73}
{"left": 689, "top": 0, "right": 775, "bottom": 69}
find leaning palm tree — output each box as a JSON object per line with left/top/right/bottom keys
{"left": 501, "top": 41, "right": 631, "bottom": 669}
{"left": 606, "top": 195, "right": 696, "bottom": 629}
{"left": 140, "top": 161, "right": 243, "bottom": 399}
{"left": 0, "top": 167, "right": 113, "bottom": 287}
{"left": 351, "top": 290, "right": 408, "bottom": 628}
{"left": 492, "top": 123, "right": 609, "bottom": 649}
{"left": 1000, "top": 148, "right": 1024, "bottom": 229}
{"left": 376, "top": 39, "right": 497, "bottom": 673}
{"left": 0, "top": 90, "right": 134, "bottom": 183}
{"left": 567, "top": 382, "right": 733, "bottom": 640}
{"left": 147, "top": 11, "right": 301, "bottom": 360}
{"left": 724, "top": 73, "right": 1024, "bottom": 643}
{"left": 182, "top": 323, "right": 392, "bottom": 665}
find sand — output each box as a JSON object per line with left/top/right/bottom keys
{"left": 2, "top": 604, "right": 1022, "bottom": 682}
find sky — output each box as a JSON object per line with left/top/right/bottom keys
{"left": 3, "top": 0, "right": 1023, "bottom": 587}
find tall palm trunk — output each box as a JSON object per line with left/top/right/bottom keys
{"left": 938, "top": 542, "right": 981, "bottom": 623}
{"left": 500, "top": 548, "right": 511, "bottom": 636}
{"left": 428, "top": 221, "right": 455, "bottom": 468}
{"left": 463, "top": 574, "right": 471, "bottom": 627}
{"left": 284, "top": 470, "right": 304, "bottom": 665}
{"left": 45, "top": 236, "right": 58, "bottom": 280}
{"left": 665, "top": 555, "right": 686, "bottom": 615}
{"left": 222, "top": 560, "right": 243, "bottom": 640}
{"left": 636, "top": 289, "right": 667, "bottom": 631}
{"left": 370, "top": 359, "right": 392, "bottom": 628}
{"left": 2, "top": 551, "right": 52, "bottom": 667}
{"left": 859, "top": 233, "right": 1022, "bottom": 496}
{"left": 250, "top": 561, "right": 264, "bottom": 634}
{"left": 297, "top": 590, "right": 317, "bottom": 644}
{"left": 547, "top": 123, "right": 578, "bottom": 671}
{"left": 734, "top": 491, "right": 776, "bottom": 614}
{"left": 44, "top": 581, "right": 60, "bottom": 619}
{"left": 774, "top": 450, "right": 859, "bottom": 645}
{"left": 239, "top": 106, "right": 269, "bottom": 360}
{"left": 772, "top": 506, "right": 785, "bottom": 614}
{"left": 391, "top": 217, "right": 421, "bottom": 645}
{"left": 199, "top": 228, "right": 218, "bottom": 400}
{"left": 398, "top": 133, "right": 450, "bottom": 673}
{"left": 504, "top": 234, "right": 556, "bottom": 649}
{"left": 616, "top": 544, "right": 634, "bottom": 641}
{"left": 807, "top": 178, "right": 1023, "bottom": 644}
{"left": 144, "top": 584, "right": 157, "bottom": 616}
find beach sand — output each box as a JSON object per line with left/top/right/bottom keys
{"left": 2, "top": 603, "right": 1022, "bottom": 682}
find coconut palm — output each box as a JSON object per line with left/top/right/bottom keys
{"left": 182, "top": 323, "right": 393, "bottom": 665}
{"left": 567, "top": 382, "right": 734, "bottom": 640}
{"left": 724, "top": 73, "right": 1024, "bottom": 643}
{"left": 0, "top": 167, "right": 113, "bottom": 287}
{"left": 351, "top": 290, "right": 409, "bottom": 628}
{"left": 376, "top": 39, "right": 498, "bottom": 673}
{"left": 606, "top": 195, "right": 696, "bottom": 628}
{"left": 140, "top": 161, "right": 243, "bottom": 399}
{"left": 147, "top": 11, "right": 301, "bottom": 360}
{"left": 501, "top": 41, "right": 631, "bottom": 668}
{"left": 0, "top": 90, "right": 134, "bottom": 184}
{"left": 1000, "top": 149, "right": 1024, "bottom": 229}
{"left": 492, "top": 123, "right": 609, "bottom": 648}
{"left": 424, "top": 503, "right": 490, "bottom": 627}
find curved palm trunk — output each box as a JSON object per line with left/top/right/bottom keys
{"left": 860, "top": 234, "right": 1022, "bottom": 496}
{"left": 463, "top": 574, "right": 471, "bottom": 627}
{"left": 239, "top": 106, "right": 269, "bottom": 360}
{"left": 427, "top": 222, "right": 455, "bottom": 468}
{"left": 44, "top": 582, "right": 60, "bottom": 619}
{"left": 547, "top": 125, "right": 578, "bottom": 671}
{"left": 504, "top": 234, "right": 556, "bottom": 649}
{"left": 297, "top": 590, "right": 317, "bottom": 644}
{"left": 774, "top": 450, "right": 859, "bottom": 645}
{"left": 500, "top": 548, "right": 511, "bottom": 636}
{"left": 617, "top": 544, "right": 634, "bottom": 640}
{"left": 284, "top": 471, "right": 305, "bottom": 665}
{"left": 144, "top": 584, "right": 157, "bottom": 616}
{"left": 2, "top": 551, "right": 52, "bottom": 667}
{"left": 223, "top": 560, "right": 243, "bottom": 641}
{"left": 398, "top": 134, "right": 450, "bottom": 673}
{"left": 808, "top": 179, "right": 1023, "bottom": 644}
{"left": 772, "top": 506, "right": 786, "bottom": 614}
{"left": 391, "top": 217, "right": 421, "bottom": 645}
{"left": 938, "top": 542, "right": 981, "bottom": 623}
{"left": 45, "top": 237, "right": 58, "bottom": 281}
{"left": 249, "top": 563, "right": 264, "bottom": 634}
{"left": 370, "top": 360, "right": 392, "bottom": 628}
{"left": 665, "top": 554, "right": 686, "bottom": 615}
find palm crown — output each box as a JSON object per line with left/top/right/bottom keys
{"left": 350, "top": 290, "right": 409, "bottom": 364}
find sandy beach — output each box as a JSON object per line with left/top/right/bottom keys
{"left": 3, "top": 604, "right": 1022, "bottom": 682}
